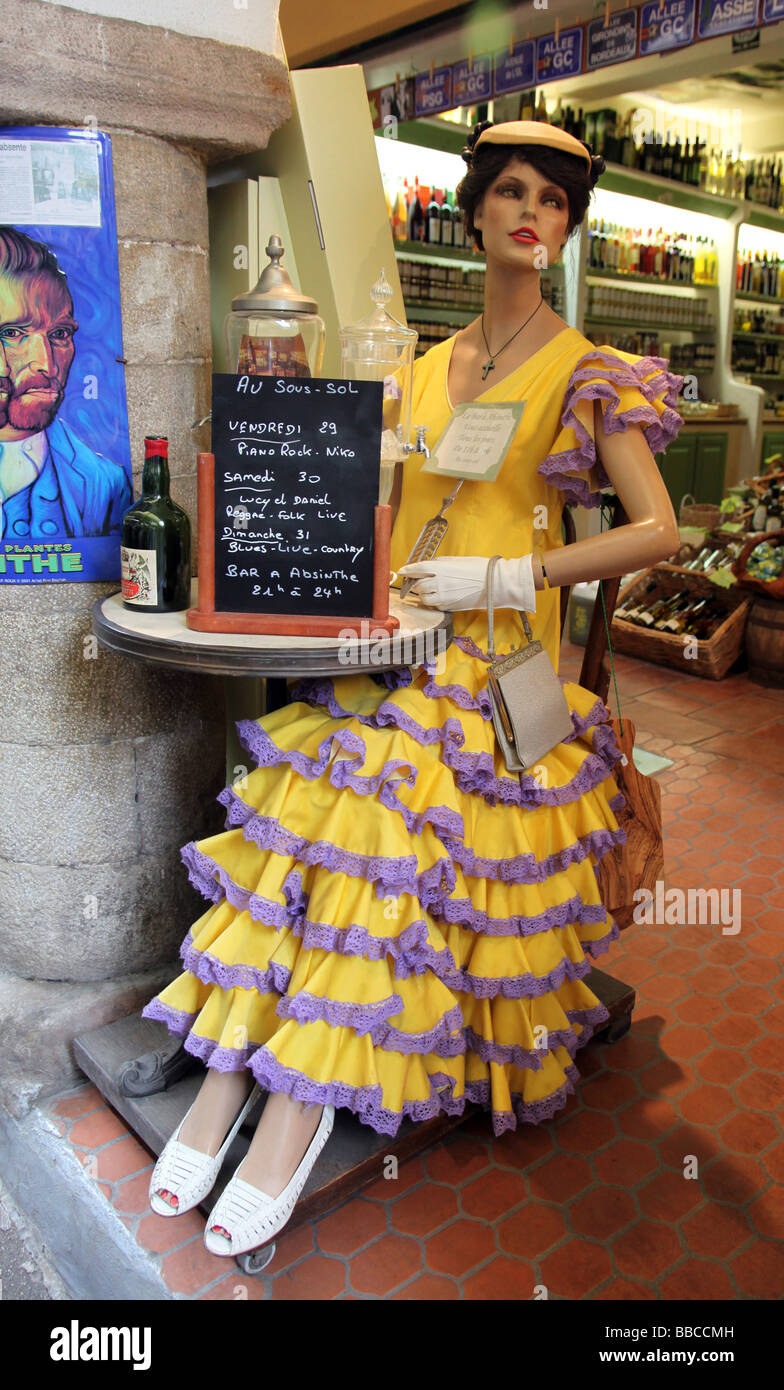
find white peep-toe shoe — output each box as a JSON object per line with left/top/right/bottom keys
{"left": 204, "top": 1102, "right": 335, "bottom": 1256}
{"left": 149, "top": 1083, "right": 261, "bottom": 1218}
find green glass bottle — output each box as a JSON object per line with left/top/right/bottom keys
{"left": 121, "top": 436, "right": 191, "bottom": 612}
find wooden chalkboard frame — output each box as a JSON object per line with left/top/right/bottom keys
{"left": 186, "top": 454, "right": 399, "bottom": 638}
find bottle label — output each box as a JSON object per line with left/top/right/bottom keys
{"left": 121, "top": 546, "right": 157, "bottom": 605}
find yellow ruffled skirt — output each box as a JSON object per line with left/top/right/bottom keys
{"left": 143, "top": 628, "right": 625, "bottom": 1137}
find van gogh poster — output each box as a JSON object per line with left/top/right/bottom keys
{"left": 0, "top": 127, "right": 131, "bottom": 583}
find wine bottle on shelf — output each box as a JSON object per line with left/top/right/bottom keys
{"left": 452, "top": 197, "right": 465, "bottom": 249}
{"left": 121, "top": 437, "right": 191, "bottom": 612}
{"left": 426, "top": 189, "right": 441, "bottom": 245}
{"left": 440, "top": 192, "right": 454, "bottom": 246}
{"left": 409, "top": 183, "right": 425, "bottom": 243}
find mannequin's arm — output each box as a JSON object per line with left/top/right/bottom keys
{"left": 531, "top": 400, "right": 680, "bottom": 591}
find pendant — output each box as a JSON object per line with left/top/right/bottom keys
{"left": 481, "top": 359, "right": 495, "bottom": 381}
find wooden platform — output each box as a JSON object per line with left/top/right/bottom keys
{"left": 72, "top": 966, "right": 634, "bottom": 1241}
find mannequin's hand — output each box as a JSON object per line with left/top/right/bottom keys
{"left": 398, "top": 555, "right": 536, "bottom": 613}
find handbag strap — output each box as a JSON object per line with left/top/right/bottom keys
{"left": 486, "top": 554, "right": 534, "bottom": 659}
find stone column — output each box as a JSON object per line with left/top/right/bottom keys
{"left": 0, "top": 0, "right": 290, "bottom": 1114}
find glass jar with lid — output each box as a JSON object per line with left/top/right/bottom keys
{"left": 225, "top": 235, "right": 325, "bottom": 378}
{"left": 339, "top": 269, "right": 418, "bottom": 505}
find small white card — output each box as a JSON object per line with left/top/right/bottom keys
{"left": 421, "top": 401, "right": 526, "bottom": 481}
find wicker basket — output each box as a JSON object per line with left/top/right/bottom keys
{"left": 611, "top": 565, "right": 752, "bottom": 680}
{"left": 678, "top": 493, "right": 721, "bottom": 530}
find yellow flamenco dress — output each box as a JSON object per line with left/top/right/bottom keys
{"left": 143, "top": 328, "right": 683, "bottom": 1137}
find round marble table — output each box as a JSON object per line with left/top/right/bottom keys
{"left": 92, "top": 579, "right": 453, "bottom": 776}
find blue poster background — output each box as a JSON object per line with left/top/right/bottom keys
{"left": 698, "top": 0, "right": 760, "bottom": 39}
{"left": 762, "top": 0, "right": 784, "bottom": 20}
{"left": 640, "top": 0, "right": 696, "bottom": 53}
{"left": 452, "top": 55, "right": 492, "bottom": 106}
{"left": 536, "top": 28, "right": 584, "bottom": 84}
{"left": 0, "top": 126, "right": 131, "bottom": 583}
{"left": 493, "top": 41, "right": 536, "bottom": 95}
{"left": 414, "top": 68, "right": 453, "bottom": 116}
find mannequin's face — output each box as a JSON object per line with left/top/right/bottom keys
{"left": 473, "top": 156, "right": 571, "bottom": 271}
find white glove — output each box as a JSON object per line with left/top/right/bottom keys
{"left": 398, "top": 555, "right": 536, "bottom": 613}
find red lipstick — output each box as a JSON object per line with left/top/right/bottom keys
{"left": 510, "top": 226, "right": 539, "bottom": 242}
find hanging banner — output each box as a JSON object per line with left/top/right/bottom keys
{"left": 493, "top": 40, "right": 536, "bottom": 95}
{"left": 452, "top": 54, "right": 492, "bottom": 106}
{"left": 762, "top": 0, "right": 784, "bottom": 20}
{"left": 697, "top": 0, "right": 760, "bottom": 39}
{"left": 535, "top": 27, "right": 584, "bottom": 84}
{"left": 414, "top": 66, "right": 453, "bottom": 117}
{"left": 0, "top": 127, "right": 131, "bottom": 584}
{"left": 639, "top": 0, "right": 697, "bottom": 53}
{"left": 586, "top": 8, "right": 638, "bottom": 68}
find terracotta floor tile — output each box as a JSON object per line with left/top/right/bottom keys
{"left": 199, "top": 1273, "right": 267, "bottom": 1300}
{"left": 552, "top": 1108, "right": 616, "bottom": 1155}
{"left": 346, "top": 1233, "right": 422, "bottom": 1297}
{"left": 761, "top": 1141, "right": 784, "bottom": 1185}
{"left": 316, "top": 1197, "right": 387, "bottom": 1256}
{"left": 94, "top": 1137, "right": 154, "bottom": 1184}
{"left": 675, "top": 995, "right": 726, "bottom": 1027}
{"left": 271, "top": 1253, "right": 346, "bottom": 1301}
{"left": 730, "top": 1241, "right": 784, "bottom": 1299}
{"left": 459, "top": 1167, "right": 527, "bottom": 1224}
{"left": 424, "top": 1136, "right": 492, "bottom": 1187}
{"left": 527, "top": 1152, "right": 594, "bottom": 1203}
{"left": 569, "top": 1186, "right": 636, "bottom": 1238}
{"left": 51, "top": 1085, "right": 105, "bottom": 1121}
{"left": 710, "top": 1013, "right": 762, "bottom": 1048}
{"left": 678, "top": 1082, "right": 737, "bottom": 1127}
{"left": 424, "top": 1218, "right": 495, "bottom": 1278}
{"left": 694, "top": 1048, "right": 750, "bottom": 1087}
{"left": 160, "top": 1236, "right": 234, "bottom": 1297}
{"left": 611, "top": 1218, "right": 682, "bottom": 1280}
{"left": 462, "top": 1255, "right": 538, "bottom": 1300}
{"left": 496, "top": 1202, "right": 567, "bottom": 1260}
{"left": 748, "top": 1035, "right": 784, "bottom": 1071}
{"left": 491, "top": 1122, "right": 555, "bottom": 1171}
{"left": 658, "top": 1259, "right": 737, "bottom": 1300}
{"left": 69, "top": 1107, "right": 133, "bottom": 1150}
{"left": 136, "top": 1209, "right": 205, "bottom": 1255}
{"left": 661, "top": 1024, "right": 709, "bottom": 1061}
{"left": 681, "top": 1202, "right": 753, "bottom": 1259}
{"left": 701, "top": 1154, "right": 767, "bottom": 1205}
{"left": 748, "top": 1187, "right": 784, "bottom": 1241}
{"left": 636, "top": 1170, "right": 702, "bottom": 1222}
{"left": 592, "top": 1277, "right": 658, "bottom": 1300}
{"left": 265, "top": 1221, "right": 315, "bottom": 1273}
{"left": 388, "top": 1182, "right": 459, "bottom": 1238}
{"left": 580, "top": 1071, "right": 640, "bottom": 1113}
{"left": 593, "top": 1138, "right": 658, "bottom": 1187}
{"left": 733, "top": 1071, "right": 783, "bottom": 1113}
{"left": 390, "top": 1272, "right": 459, "bottom": 1300}
{"left": 617, "top": 1098, "right": 680, "bottom": 1143}
{"left": 112, "top": 1170, "right": 156, "bottom": 1217}
{"left": 539, "top": 1238, "right": 613, "bottom": 1298}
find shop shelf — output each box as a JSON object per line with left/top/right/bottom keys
{"left": 395, "top": 238, "right": 486, "bottom": 265}
{"left": 734, "top": 290, "right": 784, "bottom": 305}
{"left": 585, "top": 267, "right": 717, "bottom": 291}
{"left": 744, "top": 204, "right": 784, "bottom": 234}
{"left": 584, "top": 315, "right": 715, "bottom": 334}
{"left": 732, "top": 332, "right": 784, "bottom": 343}
{"left": 599, "top": 163, "right": 738, "bottom": 220}
{"left": 404, "top": 302, "right": 477, "bottom": 324}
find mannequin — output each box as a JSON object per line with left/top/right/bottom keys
{"left": 143, "top": 120, "right": 682, "bottom": 1257}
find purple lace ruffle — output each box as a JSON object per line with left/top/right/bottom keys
{"left": 235, "top": 691, "right": 624, "bottom": 815}
{"left": 538, "top": 348, "right": 683, "bottom": 508}
{"left": 245, "top": 1050, "right": 589, "bottom": 1137}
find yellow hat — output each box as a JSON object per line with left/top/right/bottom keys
{"left": 474, "top": 121, "right": 593, "bottom": 173}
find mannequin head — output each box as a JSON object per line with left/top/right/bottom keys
{"left": 456, "top": 124, "right": 603, "bottom": 267}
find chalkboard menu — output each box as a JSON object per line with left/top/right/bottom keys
{"left": 210, "top": 373, "right": 382, "bottom": 618}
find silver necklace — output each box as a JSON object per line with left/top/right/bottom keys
{"left": 480, "top": 294, "right": 544, "bottom": 381}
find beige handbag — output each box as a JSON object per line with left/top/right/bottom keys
{"left": 486, "top": 554, "right": 574, "bottom": 772}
